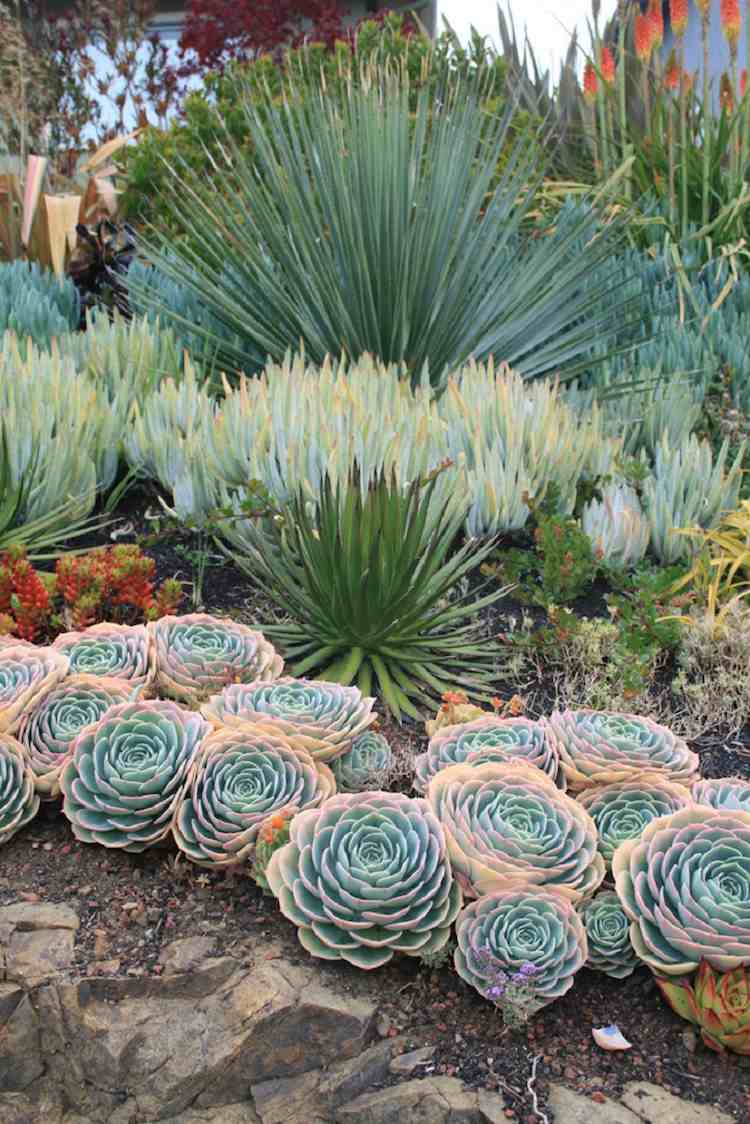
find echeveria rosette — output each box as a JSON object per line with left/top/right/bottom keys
{"left": 427, "top": 762, "right": 604, "bottom": 902}
{"left": 202, "top": 677, "right": 375, "bottom": 762}
{"left": 0, "top": 734, "right": 39, "bottom": 845}
{"left": 414, "top": 716, "right": 560, "bottom": 796}
{"left": 265, "top": 791, "right": 462, "bottom": 969}
{"left": 0, "top": 646, "right": 69, "bottom": 735}
{"left": 331, "top": 731, "right": 393, "bottom": 792}
{"left": 148, "top": 614, "right": 283, "bottom": 703}
{"left": 53, "top": 623, "right": 154, "bottom": 690}
{"left": 546, "top": 709, "right": 699, "bottom": 793}
{"left": 613, "top": 806, "right": 750, "bottom": 976}
{"left": 60, "top": 700, "right": 210, "bottom": 851}
{"left": 173, "top": 726, "right": 335, "bottom": 867}
{"left": 577, "top": 775, "right": 694, "bottom": 869}
{"left": 18, "top": 675, "right": 135, "bottom": 799}
{"left": 658, "top": 960, "right": 750, "bottom": 1055}
{"left": 693, "top": 777, "right": 750, "bottom": 813}
{"left": 579, "top": 890, "right": 640, "bottom": 979}
{"left": 454, "top": 888, "right": 587, "bottom": 1011}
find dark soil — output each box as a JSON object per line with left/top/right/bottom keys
{"left": 1, "top": 812, "right": 748, "bottom": 1124}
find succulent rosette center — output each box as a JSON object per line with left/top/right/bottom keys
{"left": 265, "top": 792, "right": 462, "bottom": 969}
{"left": 60, "top": 700, "right": 210, "bottom": 851}
{"left": 579, "top": 890, "right": 640, "bottom": 979}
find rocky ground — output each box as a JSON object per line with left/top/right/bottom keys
{"left": 1, "top": 814, "right": 748, "bottom": 1124}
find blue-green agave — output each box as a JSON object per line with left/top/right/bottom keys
{"left": 60, "top": 699, "right": 210, "bottom": 851}
{"left": 265, "top": 791, "right": 462, "bottom": 968}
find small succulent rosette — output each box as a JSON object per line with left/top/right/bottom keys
{"left": 692, "top": 777, "right": 750, "bottom": 814}
{"left": 454, "top": 888, "right": 588, "bottom": 1011}
{"left": 414, "top": 716, "right": 560, "bottom": 795}
{"left": 18, "top": 674, "right": 134, "bottom": 799}
{"left": 546, "top": 709, "right": 699, "bottom": 793}
{"left": 60, "top": 699, "right": 210, "bottom": 851}
{"left": 172, "top": 725, "right": 335, "bottom": 867}
{"left": 427, "top": 761, "right": 604, "bottom": 901}
{"left": 658, "top": 960, "right": 750, "bottom": 1056}
{"left": 0, "top": 734, "right": 39, "bottom": 845}
{"left": 577, "top": 774, "right": 694, "bottom": 868}
{"left": 613, "top": 806, "right": 750, "bottom": 976}
{"left": 331, "top": 730, "right": 392, "bottom": 792}
{"left": 265, "top": 791, "right": 462, "bottom": 969}
{"left": 579, "top": 890, "right": 640, "bottom": 979}
{"left": 148, "top": 613, "right": 283, "bottom": 703}
{"left": 53, "top": 622, "right": 154, "bottom": 691}
{"left": 0, "top": 645, "right": 69, "bottom": 735}
{"left": 202, "top": 677, "right": 376, "bottom": 763}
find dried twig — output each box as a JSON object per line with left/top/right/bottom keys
{"left": 527, "top": 1054, "right": 549, "bottom": 1124}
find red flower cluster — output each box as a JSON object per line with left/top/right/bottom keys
{"left": 0, "top": 545, "right": 182, "bottom": 643}
{"left": 670, "top": 0, "right": 689, "bottom": 39}
{"left": 721, "top": 0, "right": 742, "bottom": 50}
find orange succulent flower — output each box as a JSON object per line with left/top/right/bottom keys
{"left": 634, "top": 12, "right": 653, "bottom": 61}
{"left": 721, "top": 0, "right": 742, "bottom": 50}
{"left": 665, "top": 62, "right": 681, "bottom": 91}
{"left": 670, "top": 0, "right": 689, "bottom": 38}
{"left": 583, "top": 60, "right": 598, "bottom": 101}
{"left": 648, "top": 0, "right": 664, "bottom": 51}
{"left": 600, "top": 46, "right": 615, "bottom": 85}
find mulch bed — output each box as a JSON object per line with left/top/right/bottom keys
{"left": 3, "top": 488, "right": 750, "bottom": 1121}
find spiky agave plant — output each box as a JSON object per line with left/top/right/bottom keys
{"left": 224, "top": 468, "right": 508, "bottom": 720}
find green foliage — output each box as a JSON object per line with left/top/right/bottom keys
{"left": 222, "top": 468, "right": 507, "bottom": 720}
{"left": 0, "top": 261, "right": 79, "bottom": 348}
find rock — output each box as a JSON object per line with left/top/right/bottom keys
{"left": 5, "top": 929, "right": 75, "bottom": 987}
{"left": 34, "top": 954, "right": 375, "bottom": 1121}
{"left": 159, "top": 936, "right": 217, "bottom": 976}
{"left": 620, "top": 1082, "right": 736, "bottom": 1124}
{"left": 0, "top": 903, "right": 79, "bottom": 932}
{"left": 0, "top": 987, "right": 43, "bottom": 1092}
{"left": 320, "top": 1039, "right": 404, "bottom": 1108}
{"left": 375, "top": 1013, "right": 392, "bottom": 1038}
{"left": 0, "top": 1093, "right": 65, "bottom": 1124}
{"left": 251, "top": 1073, "right": 327, "bottom": 1124}
{"left": 547, "top": 1085, "right": 640, "bottom": 1124}
{"left": 388, "top": 1046, "right": 435, "bottom": 1075}
{"left": 158, "top": 1105, "right": 260, "bottom": 1123}
{"left": 334, "top": 1076, "right": 504, "bottom": 1124}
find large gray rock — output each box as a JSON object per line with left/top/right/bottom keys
{"left": 620, "top": 1081, "right": 736, "bottom": 1124}
{"left": 333, "top": 1077, "right": 505, "bottom": 1124}
{"left": 547, "top": 1085, "right": 640, "bottom": 1124}
{"left": 0, "top": 903, "right": 79, "bottom": 932}
{"left": 0, "top": 985, "right": 43, "bottom": 1092}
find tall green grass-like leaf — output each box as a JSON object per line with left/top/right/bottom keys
{"left": 221, "top": 469, "right": 510, "bottom": 721}
{"left": 134, "top": 69, "right": 634, "bottom": 386}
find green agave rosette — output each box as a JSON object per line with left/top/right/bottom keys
{"left": 613, "top": 806, "right": 750, "bottom": 976}
{"left": 414, "top": 716, "right": 560, "bottom": 796}
{"left": 427, "top": 761, "right": 604, "bottom": 902}
{"left": 173, "top": 725, "right": 336, "bottom": 867}
{"left": 579, "top": 890, "right": 640, "bottom": 979}
{"left": 53, "top": 623, "right": 154, "bottom": 690}
{"left": 692, "top": 777, "right": 750, "bottom": 813}
{"left": 201, "top": 677, "right": 375, "bottom": 762}
{"left": 0, "top": 645, "right": 69, "bottom": 735}
{"left": 60, "top": 700, "right": 210, "bottom": 851}
{"left": 0, "top": 734, "right": 39, "bottom": 845}
{"left": 658, "top": 960, "right": 750, "bottom": 1056}
{"left": 546, "top": 709, "right": 699, "bottom": 793}
{"left": 148, "top": 613, "right": 283, "bottom": 703}
{"left": 331, "top": 731, "right": 392, "bottom": 792}
{"left": 18, "top": 675, "right": 134, "bottom": 799}
{"left": 265, "top": 791, "right": 462, "bottom": 969}
{"left": 454, "top": 888, "right": 587, "bottom": 1010}
{"left": 577, "top": 775, "right": 694, "bottom": 868}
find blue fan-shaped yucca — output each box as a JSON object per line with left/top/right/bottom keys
{"left": 134, "top": 69, "right": 633, "bottom": 384}
{"left": 223, "top": 468, "right": 508, "bottom": 720}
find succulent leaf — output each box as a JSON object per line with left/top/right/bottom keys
{"left": 657, "top": 960, "right": 750, "bottom": 1055}
{"left": 52, "top": 622, "right": 154, "bottom": 689}
{"left": 330, "top": 731, "right": 392, "bottom": 793}
{"left": 579, "top": 890, "right": 641, "bottom": 979}
{"left": 0, "top": 734, "right": 39, "bottom": 844}
{"left": 0, "top": 645, "right": 69, "bottom": 735}
{"left": 414, "top": 716, "right": 560, "bottom": 795}
{"left": 692, "top": 777, "right": 750, "bottom": 813}
{"left": 577, "top": 776, "right": 694, "bottom": 868}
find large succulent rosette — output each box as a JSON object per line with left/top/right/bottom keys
{"left": 331, "top": 731, "right": 393, "bottom": 792}
{"left": 60, "top": 700, "right": 210, "bottom": 851}
{"left": 692, "top": 777, "right": 750, "bottom": 814}
{"left": 202, "top": 677, "right": 375, "bottom": 763}
{"left": 427, "top": 762, "right": 604, "bottom": 901}
{"left": 546, "top": 709, "right": 699, "bottom": 793}
{"left": 658, "top": 960, "right": 750, "bottom": 1055}
{"left": 148, "top": 614, "right": 283, "bottom": 703}
{"left": 613, "top": 806, "right": 750, "bottom": 975}
{"left": 173, "top": 726, "right": 335, "bottom": 867}
{"left": 265, "top": 791, "right": 462, "bottom": 968}
{"left": 17, "top": 675, "right": 134, "bottom": 799}
{"left": 0, "top": 734, "right": 39, "bottom": 845}
{"left": 0, "top": 646, "right": 69, "bottom": 735}
{"left": 53, "top": 623, "right": 154, "bottom": 690}
{"left": 454, "top": 888, "right": 587, "bottom": 1011}
{"left": 579, "top": 890, "right": 640, "bottom": 979}
{"left": 577, "top": 775, "right": 694, "bottom": 868}
{"left": 414, "top": 716, "right": 560, "bottom": 795}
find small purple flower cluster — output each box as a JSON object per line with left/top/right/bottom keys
{"left": 478, "top": 948, "right": 540, "bottom": 1029}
